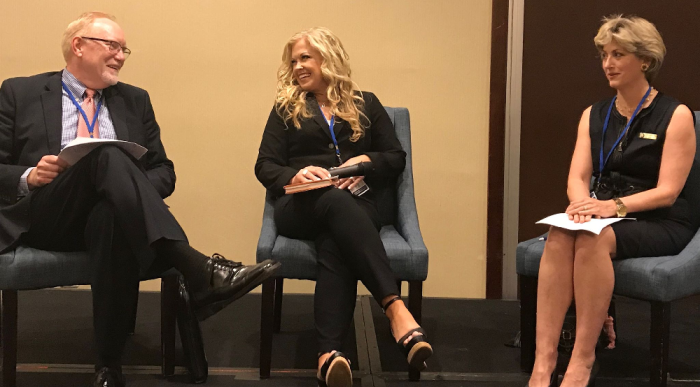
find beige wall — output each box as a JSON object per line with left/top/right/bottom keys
{"left": 0, "top": 1, "right": 492, "bottom": 298}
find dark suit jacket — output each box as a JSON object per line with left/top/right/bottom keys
{"left": 0, "top": 70, "right": 175, "bottom": 252}
{"left": 255, "top": 91, "right": 406, "bottom": 198}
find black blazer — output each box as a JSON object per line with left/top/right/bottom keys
{"left": 255, "top": 91, "right": 406, "bottom": 198}
{"left": 0, "top": 71, "right": 175, "bottom": 252}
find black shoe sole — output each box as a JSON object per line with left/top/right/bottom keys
{"left": 195, "top": 261, "right": 281, "bottom": 321}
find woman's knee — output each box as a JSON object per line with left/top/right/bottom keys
{"left": 314, "top": 188, "right": 357, "bottom": 216}
{"left": 544, "top": 226, "right": 576, "bottom": 252}
{"left": 574, "top": 228, "right": 617, "bottom": 258}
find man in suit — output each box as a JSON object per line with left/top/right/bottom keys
{"left": 0, "top": 12, "right": 278, "bottom": 387}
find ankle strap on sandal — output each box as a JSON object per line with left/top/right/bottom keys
{"left": 382, "top": 295, "right": 402, "bottom": 314}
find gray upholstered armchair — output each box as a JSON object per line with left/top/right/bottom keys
{"left": 256, "top": 106, "right": 429, "bottom": 381}
{"left": 0, "top": 247, "right": 207, "bottom": 386}
{"left": 517, "top": 111, "right": 700, "bottom": 387}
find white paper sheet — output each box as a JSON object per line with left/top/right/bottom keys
{"left": 536, "top": 213, "right": 634, "bottom": 235}
{"left": 58, "top": 137, "right": 147, "bottom": 166}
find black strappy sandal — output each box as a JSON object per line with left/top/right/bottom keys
{"left": 383, "top": 296, "right": 434, "bottom": 370}
{"left": 396, "top": 327, "right": 433, "bottom": 370}
{"left": 317, "top": 351, "right": 352, "bottom": 387}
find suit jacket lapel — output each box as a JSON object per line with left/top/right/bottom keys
{"left": 104, "top": 86, "right": 129, "bottom": 141}
{"left": 40, "top": 73, "right": 64, "bottom": 155}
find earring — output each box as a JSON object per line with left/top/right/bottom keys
{"left": 641, "top": 63, "right": 649, "bottom": 72}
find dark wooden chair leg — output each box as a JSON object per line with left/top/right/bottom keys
{"left": 407, "top": 281, "right": 423, "bottom": 381}
{"left": 260, "top": 277, "right": 276, "bottom": 379}
{"left": 160, "top": 276, "right": 178, "bottom": 377}
{"left": 2, "top": 290, "right": 18, "bottom": 387}
{"left": 650, "top": 301, "right": 670, "bottom": 387}
{"left": 520, "top": 275, "right": 537, "bottom": 372}
{"left": 272, "top": 278, "right": 284, "bottom": 333}
{"left": 128, "top": 282, "right": 139, "bottom": 335}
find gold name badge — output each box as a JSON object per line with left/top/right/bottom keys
{"left": 639, "top": 133, "right": 657, "bottom": 140}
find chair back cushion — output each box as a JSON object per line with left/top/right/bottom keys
{"left": 681, "top": 112, "right": 700, "bottom": 227}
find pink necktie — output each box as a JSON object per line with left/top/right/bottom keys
{"left": 77, "top": 89, "right": 100, "bottom": 138}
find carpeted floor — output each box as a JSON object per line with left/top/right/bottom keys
{"left": 3, "top": 288, "right": 700, "bottom": 386}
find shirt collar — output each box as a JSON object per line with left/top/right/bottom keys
{"left": 62, "top": 69, "right": 103, "bottom": 99}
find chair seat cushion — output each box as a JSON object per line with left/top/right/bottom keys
{"left": 0, "top": 246, "right": 179, "bottom": 290}
{"left": 268, "top": 225, "right": 426, "bottom": 281}
{"left": 516, "top": 232, "right": 700, "bottom": 302}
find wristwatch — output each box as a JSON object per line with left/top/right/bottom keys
{"left": 613, "top": 198, "right": 628, "bottom": 218}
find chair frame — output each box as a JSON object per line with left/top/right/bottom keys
{"left": 256, "top": 106, "right": 428, "bottom": 382}
{"left": 0, "top": 275, "right": 191, "bottom": 387}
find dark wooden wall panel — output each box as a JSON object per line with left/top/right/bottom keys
{"left": 518, "top": 1, "right": 700, "bottom": 242}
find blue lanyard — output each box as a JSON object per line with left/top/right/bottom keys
{"left": 62, "top": 82, "right": 103, "bottom": 138}
{"left": 319, "top": 103, "right": 342, "bottom": 164}
{"left": 598, "top": 86, "right": 652, "bottom": 179}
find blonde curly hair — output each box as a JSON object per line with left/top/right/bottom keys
{"left": 275, "top": 27, "right": 367, "bottom": 142}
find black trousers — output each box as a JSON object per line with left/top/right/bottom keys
{"left": 274, "top": 187, "right": 399, "bottom": 353}
{"left": 22, "top": 145, "right": 187, "bottom": 368}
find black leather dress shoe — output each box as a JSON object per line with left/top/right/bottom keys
{"left": 192, "top": 255, "right": 280, "bottom": 320}
{"left": 93, "top": 366, "right": 125, "bottom": 387}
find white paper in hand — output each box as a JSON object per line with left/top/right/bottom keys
{"left": 536, "top": 213, "right": 634, "bottom": 235}
{"left": 58, "top": 137, "right": 147, "bottom": 166}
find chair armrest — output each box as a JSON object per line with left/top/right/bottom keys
{"left": 256, "top": 193, "right": 278, "bottom": 263}
{"left": 395, "top": 177, "right": 428, "bottom": 260}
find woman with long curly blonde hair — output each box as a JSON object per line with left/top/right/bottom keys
{"left": 256, "top": 27, "right": 433, "bottom": 387}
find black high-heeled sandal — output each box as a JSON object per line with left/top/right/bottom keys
{"left": 396, "top": 328, "right": 433, "bottom": 371}
{"left": 317, "top": 351, "right": 352, "bottom": 387}
{"left": 383, "top": 296, "right": 434, "bottom": 371}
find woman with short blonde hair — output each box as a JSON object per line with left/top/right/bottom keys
{"left": 527, "top": 15, "right": 697, "bottom": 387}
{"left": 256, "top": 27, "right": 433, "bottom": 387}
{"left": 593, "top": 15, "right": 666, "bottom": 81}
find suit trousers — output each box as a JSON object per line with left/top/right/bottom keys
{"left": 21, "top": 145, "right": 187, "bottom": 368}
{"left": 274, "top": 187, "right": 399, "bottom": 353}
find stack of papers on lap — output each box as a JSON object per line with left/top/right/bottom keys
{"left": 58, "top": 137, "right": 147, "bottom": 165}
{"left": 536, "top": 213, "right": 634, "bottom": 235}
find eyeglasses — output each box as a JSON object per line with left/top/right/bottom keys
{"left": 81, "top": 37, "right": 131, "bottom": 59}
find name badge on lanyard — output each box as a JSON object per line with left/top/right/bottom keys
{"left": 594, "top": 86, "right": 652, "bottom": 193}
{"left": 62, "top": 82, "right": 103, "bottom": 138}
{"left": 319, "top": 103, "right": 342, "bottom": 165}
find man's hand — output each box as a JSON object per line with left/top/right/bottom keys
{"left": 289, "top": 165, "right": 331, "bottom": 185}
{"left": 27, "top": 156, "right": 69, "bottom": 189}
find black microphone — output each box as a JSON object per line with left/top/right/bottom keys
{"left": 329, "top": 162, "right": 374, "bottom": 179}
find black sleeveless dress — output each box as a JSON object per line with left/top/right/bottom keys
{"left": 589, "top": 93, "right": 699, "bottom": 259}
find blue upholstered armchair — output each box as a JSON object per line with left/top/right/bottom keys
{"left": 0, "top": 248, "right": 207, "bottom": 386}
{"left": 256, "top": 106, "right": 428, "bottom": 381}
{"left": 516, "top": 112, "right": 700, "bottom": 387}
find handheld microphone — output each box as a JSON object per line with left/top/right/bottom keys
{"left": 329, "top": 162, "right": 374, "bottom": 178}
